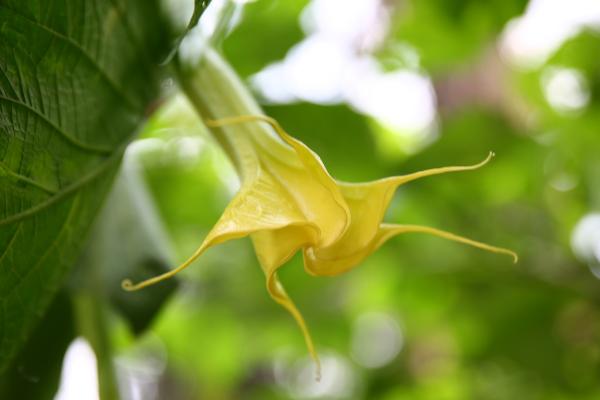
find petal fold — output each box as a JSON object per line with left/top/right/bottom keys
{"left": 303, "top": 153, "right": 502, "bottom": 276}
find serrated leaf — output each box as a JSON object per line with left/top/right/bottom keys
{"left": 0, "top": 0, "right": 171, "bottom": 373}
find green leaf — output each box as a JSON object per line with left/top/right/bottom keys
{"left": 0, "top": 290, "right": 75, "bottom": 400}
{"left": 0, "top": 0, "right": 171, "bottom": 373}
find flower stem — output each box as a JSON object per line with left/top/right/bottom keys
{"left": 173, "top": 47, "right": 283, "bottom": 178}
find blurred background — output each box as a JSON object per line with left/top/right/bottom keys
{"left": 56, "top": 0, "right": 600, "bottom": 398}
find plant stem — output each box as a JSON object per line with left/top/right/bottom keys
{"left": 173, "top": 47, "right": 282, "bottom": 179}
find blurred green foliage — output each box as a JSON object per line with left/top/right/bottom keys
{"left": 5, "top": 0, "right": 600, "bottom": 399}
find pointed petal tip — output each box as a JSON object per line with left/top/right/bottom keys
{"left": 477, "top": 151, "right": 494, "bottom": 168}
{"left": 315, "top": 366, "right": 322, "bottom": 382}
{"left": 312, "top": 354, "right": 322, "bottom": 382}
{"left": 496, "top": 247, "right": 518, "bottom": 264}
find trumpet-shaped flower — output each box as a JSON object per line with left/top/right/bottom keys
{"left": 123, "top": 49, "right": 517, "bottom": 378}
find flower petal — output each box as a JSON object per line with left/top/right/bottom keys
{"left": 207, "top": 115, "right": 350, "bottom": 247}
{"left": 121, "top": 168, "right": 317, "bottom": 290}
{"left": 377, "top": 223, "right": 518, "bottom": 262}
{"left": 303, "top": 153, "right": 500, "bottom": 276}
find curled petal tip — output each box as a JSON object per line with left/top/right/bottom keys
{"left": 496, "top": 248, "right": 518, "bottom": 264}
{"left": 512, "top": 252, "right": 519, "bottom": 264}
{"left": 121, "top": 279, "right": 135, "bottom": 291}
{"left": 499, "top": 248, "right": 518, "bottom": 263}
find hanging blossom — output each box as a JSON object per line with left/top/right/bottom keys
{"left": 122, "top": 49, "right": 517, "bottom": 378}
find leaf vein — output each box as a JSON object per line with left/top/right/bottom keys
{"left": 2, "top": 195, "right": 80, "bottom": 300}
{"left": 2, "top": 5, "right": 141, "bottom": 111}
{"left": 0, "top": 94, "right": 112, "bottom": 154}
{"left": 0, "top": 222, "right": 22, "bottom": 265}
{"left": 0, "top": 160, "right": 57, "bottom": 194}
{"left": 0, "top": 143, "right": 122, "bottom": 226}
{"left": 0, "top": 64, "right": 18, "bottom": 98}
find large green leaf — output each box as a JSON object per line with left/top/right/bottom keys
{"left": 0, "top": 0, "right": 171, "bottom": 373}
{"left": 0, "top": 290, "right": 75, "bottom": 400}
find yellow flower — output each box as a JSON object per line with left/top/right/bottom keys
{"left": 123, "top": 49, "right": 517, "bottom": 378}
